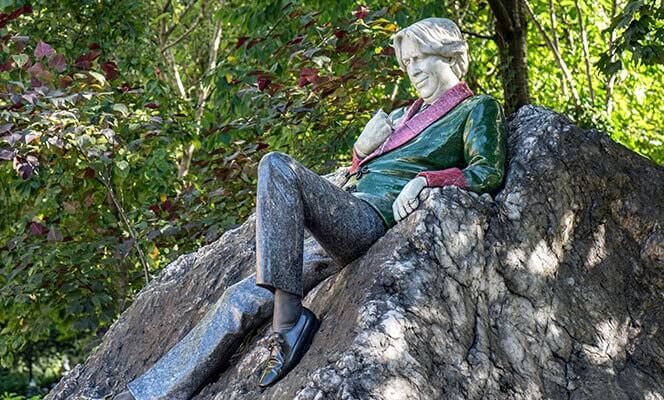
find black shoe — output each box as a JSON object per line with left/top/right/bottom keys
{"left": 113, "top": 390, "right": 135, "bottom": 400}
{"left": 258, "top": 307, "right": 320, "bottom": 388}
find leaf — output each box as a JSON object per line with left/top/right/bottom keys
{"left": 11, "top": 54, "right": 29, "bottom": 68}
{"left": 116, "top": 160, "right": 129, "bottom": 170}
{"left": 48, "top": 53, "right": 67, "bottom": 72}
{"left": 112, "top": 103, "right": 129, "bottom": 116}
{"left": 29, "top": 222, "right": 47, "bottom": 236}
{"left": 47, "top": 226, "right": 63, "bottom": 242}
{"left": 0, "top": 148, "right": 14, "bottom": 161}
{"left": 101, "top": 61, "right": 119, "bottom": 80}
{"left": 88, "top": 71, "right": 106, "bottom": 85}
{"left": 34, "top": 41, "right": 55, "bottom": 59}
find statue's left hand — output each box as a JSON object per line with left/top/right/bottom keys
{"left": 392, "top": 176, "right": 427, "bottom": 222}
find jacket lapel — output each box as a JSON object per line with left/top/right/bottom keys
{"left": 356, "top": 82, "right": 473, "bottom": 169}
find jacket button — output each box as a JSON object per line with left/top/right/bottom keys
{"left": 355, "top": 166, "right": 369, "bottom": 179}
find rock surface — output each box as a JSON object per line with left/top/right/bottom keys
{"left": 47, "top": 106, "right": 664, "bottom": 400}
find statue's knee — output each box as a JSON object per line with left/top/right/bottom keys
{"left": 258, "top": 151, "right": 291, "bottom": 174}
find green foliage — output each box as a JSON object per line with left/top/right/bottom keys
{"left": 0, "top": 0, "right": 662, "bottom": 396}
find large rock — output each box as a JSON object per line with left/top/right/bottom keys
{"left": 47, "top": 106, "right": 664, "bottom": 399}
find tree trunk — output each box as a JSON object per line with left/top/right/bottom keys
{"left": 46, "top": 107, "right": 664, "bottom": 400}
{"left": 488, "top": 0, "right": 531, "bottom": 114}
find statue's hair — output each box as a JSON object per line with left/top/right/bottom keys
{"left": 393, "top": 18, "right": 469, "bottom": 79}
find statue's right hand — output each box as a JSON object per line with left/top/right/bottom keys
{"left": 354, "top": 109, "right": 393, "bottom": 158}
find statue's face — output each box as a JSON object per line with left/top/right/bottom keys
{"left": 400, "top": 35, "right": 459, "bottom": 104}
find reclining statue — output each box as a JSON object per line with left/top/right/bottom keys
{"left": 112, "top": 17, "right": 506, "bottom": 400}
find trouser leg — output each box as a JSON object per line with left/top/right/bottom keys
{"left": 255, "top": 152, "right": 387, "bottom": 297}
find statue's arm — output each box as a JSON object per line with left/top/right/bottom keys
{"left": 351, "top": 107, "right": 408, "bottom": 169}
{"left": 416, "top": 97, "right": 506, "bottom": 193}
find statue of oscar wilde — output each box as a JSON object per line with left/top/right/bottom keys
{"left": 113, "top": 17, "right": 506, "bottom": 400}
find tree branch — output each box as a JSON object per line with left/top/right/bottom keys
{"left": 461, "top": 29, "right": 495, "bottom": 40}
{"left": 487, "top": 0, "right": 514, "bottom": 32}
{"left": 522, "top": 0, "right": 580, "bottom": 104}
{"left": 575, "top": 0, "right": 595, "bottom": 102}
{"left": 164, "top": 0, "right": 201, "bottom": 39}
{"left": 548, "top": 0, "right": 567, "bottom": 96}
{"left": 162, "top": 12, "right": 204, "bottom": 52}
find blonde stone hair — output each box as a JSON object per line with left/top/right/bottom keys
{"left": 393, "top": 18, "right": 469, "bottom": 79}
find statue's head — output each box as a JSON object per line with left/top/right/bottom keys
{"left": 393, "top": 18, "right": 469, "bottom": 103}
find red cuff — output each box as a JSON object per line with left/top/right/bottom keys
{"left": 416, "top": 168, "right": 468, "bottom": 188}
{"left": 350, "top": 147, "right": 363, "bottom": 174}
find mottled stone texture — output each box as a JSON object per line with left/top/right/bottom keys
{"left": 47, "top": 106, "right": 663, "bottom": 400}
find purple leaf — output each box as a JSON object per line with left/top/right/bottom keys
{"left": 27, "top": 62, "right": 43, "bottom": 76}
{"left": 15, "top": 162, "right": 33, "bottom": 179}
{"left": 0, "top": 148, "right": 14, "bottom": 160}
{"left": 29, "top": 221, "right": 47, "bottom": 236}
{"left": 0, "top": 123, "right": 13, "bottom": 134}
{"left": 48, "top": 53, "right": 67, "bottom": 72}
{"left": 3, "top": 132, "right": 22, "bottom": 146}
{"left": 47, "top": 226, "right": 63, "bottom": 242}
{"left": 34, "top": 41, "right": 55, "bottom": 59}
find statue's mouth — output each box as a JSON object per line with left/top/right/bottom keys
{"left": 415, "top": 76, "right": 429, "bottom": 88}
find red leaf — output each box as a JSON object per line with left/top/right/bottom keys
{"left": 101, "top": 60, "right": 119, "bottom": 81}
{"left": 145, "top": 102, "right": 160, "bottom": 109}
{"left": 381, "top": 47, "right": 395, "bottom": 56}
{"left": 34, "top": 41, "right": 54, "bottom": 59}
{"left": 58, "top": 75, "right": 73, "bottom": 88}
{"left": 74, "top": 50, "right": 100, "bottom": 70}
{"left": 256, "top": 142, "right": 269, "bottom": 151}
{"left": 0, "top": 59, "right": 14, "bottom": 72}
{"left": 0, "top": 5, "right": 32, "bottom": 29}
{"left": 48, "top": 53, "right": 67, "bottom": 72}
{"left": 287, "top": 36, "right": 304, "bottom": 46}
{"left": 89, "top": 42, "right": 101, "bottom": 50}
{"left": 236, "top": 36, "right": 250, "bottom": 48}
{"left": 354, "top": 6, "right": 369, "bottom": 20}
{"left": 257, "top": 74, "right": 271, "bottom": 91}
{"left": 119, "top": 82, "right": 134, "bottom": 92}
{"left": 83, "top": 167, "right": 96, "bottom": 179}
{"left": 29, "top": 222, "right": 47, "bottom": 236}
{"left": 298, "top": 67, "right": 319, "bottom": 87}
{"left": 247, "top": 38, "right": 262, "bottom": 49}
{"left": 334, "top": 30, "right": 346, "bottom": 39}
{"left": 161, "top": 199, "right": 173, "bottom": 211}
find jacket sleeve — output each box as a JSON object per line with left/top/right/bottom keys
{"left": 416, "top": 96, "right": 506, "bottom": 193}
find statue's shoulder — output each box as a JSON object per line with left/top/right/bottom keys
{"left": 468, "top": 94, "right": 502, "bottom": 110}
{"left": 461, "top": 94, "right": 504, "bottom": 119}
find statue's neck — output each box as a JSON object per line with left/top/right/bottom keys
{"left": 423, "top": 78, "right": 461, "bottom": 104}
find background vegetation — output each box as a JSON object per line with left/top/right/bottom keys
{"left": 0, "top": 0, "right": 661, "bottom": 397}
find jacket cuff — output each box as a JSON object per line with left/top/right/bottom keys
{"left": 416, "top": 168, "right": 468, "bottom": 188}
{"left": 350, "top": 147, "right": 364, "bottom": 174}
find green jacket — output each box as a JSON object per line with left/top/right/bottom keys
{"left": 343, "top": 92, "right": 506, "bottom": 228}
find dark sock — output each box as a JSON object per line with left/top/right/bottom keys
{"left": 272, "top": 289, "right": 302, "bottom": 333}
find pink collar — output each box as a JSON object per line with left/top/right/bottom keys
{"left": 352, "top": 82, "right": 473, "bottom": 172}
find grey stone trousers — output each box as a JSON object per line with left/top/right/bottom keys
{"left": 126, "top": 152, "right": 386, "bottom": 400}
{"left": 255, "top": 151, "right": 387, "bottom": 296}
